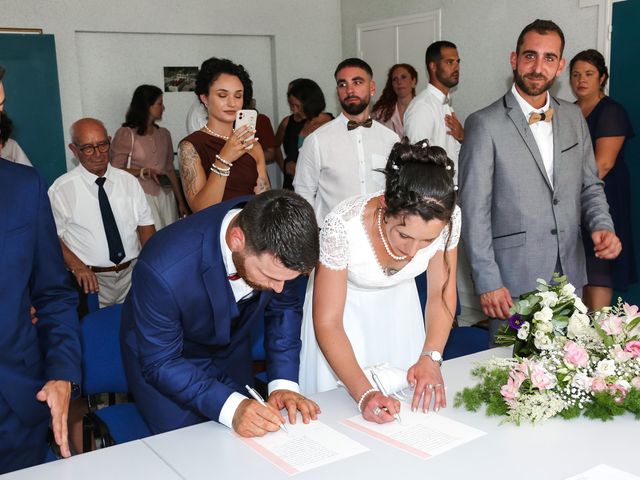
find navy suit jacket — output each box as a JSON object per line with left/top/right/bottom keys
{"left": 0, "top": 159, "right": 81, "bottom": 428}
{"left": 120, "top": 197, "right": 304, "bottom": 433}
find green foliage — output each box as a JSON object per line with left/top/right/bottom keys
{"left": 558, "top": 404, "right": 581, "bottom": 420}
{"left": 583, "top": 392, "right": 625, "bottom": 421}
{"left": 454, "top": 368, "right": 509, "bottom": 416}
{"left": 623, "top": 389, "right": 640, "bottom": 420}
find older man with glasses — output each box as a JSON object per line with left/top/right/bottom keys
{"left": 48, "top": 118, "right": 156, "bottom": 311}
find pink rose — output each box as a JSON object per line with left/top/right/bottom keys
{"left": 632, "top": 377, "right": 640, "bottom": 390}
{"left": 563, "top": 341, "right": 589, "bottom": 367}
{"left": 590, "top": 377, "right": 607, "bottom": 392}
{"left": 599, "top": 315, "right": 624, "bottom": 336}
{"left": 500, "top": 377, "right": 520, "bottom": 401}
{"left": 624, "top": 341, "right": 640, "bottom": 358}
{"left": 530, "top": 365, "right": 556, "bottom": 390}
{"left": 612, "top": 345, "right": 633, "bottom": 362}
{"left": 609, "top": 383, "right": 628, "bottom": 403}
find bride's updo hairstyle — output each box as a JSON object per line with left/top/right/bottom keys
{"left": 381, "top": 137, "right": 456, "bottom": 228}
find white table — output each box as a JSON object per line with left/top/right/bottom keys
{"left": 142, "top": 348, "right": 640, "bottom": 479}
{"left": 6, "top": 348, "right": 640, "bottom": 479}
{"left": 3, "top": 440, "right": 181, "bottom": 480}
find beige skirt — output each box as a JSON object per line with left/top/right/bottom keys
{"left": 145, "top": 189, "right": 178, "bottom": 230}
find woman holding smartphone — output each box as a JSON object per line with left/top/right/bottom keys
{"left": 112, "top": 84, "right": 188, "bottom": 229}
{"left": 179, "top": 57, "right": 270, "bottom": 212}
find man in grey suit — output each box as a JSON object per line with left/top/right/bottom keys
{"left": 459, "top": 19, "right": 621, "bottom": 340}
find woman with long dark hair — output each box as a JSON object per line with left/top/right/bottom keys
{"left": 178, "top": 57, "right": 270, "bottom": 212}
{"left": 570, "top": 49, "right": 636, "bottom": 310}
{"left": 371, "top": 64, "right": 418, "bottom": 137}
{"left": 299, "top": 138, "right": 458, "bottom": 423}
{"left": 112, "top": 84, "right": 188, "bottom": 229}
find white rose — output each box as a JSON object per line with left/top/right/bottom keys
{"left": 574, "top": 297, "right": 588, "bottom": 314}
{"left": 561, "top": 284, "right": 576, "bottom": 296}
{"left": 596, "top": 359, "right": 616, "bottom": 378}
{"left": 537, "top": 321, "right": 553, "bottom": 334}
{"left": 571, "top": 371, "right": 592, "bottom": 391}
{"left": 517, "top": 321, "right": 530, "bottom": 340}
{"left": 534, "top": 333, "right": 553, "bottom": 350}
{"left": 567, "top": 311, "right": 593, "bottom": 339}
{"left": 534, "top": 306, "right": 553, "bottom": 323}
{"left": 538, "top": 292, "right": 559, "bottom": 308}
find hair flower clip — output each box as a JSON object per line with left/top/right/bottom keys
{"left": 421, "top": 142, "right": 428, "bottom": 148}
{"left": 391, "top": 162, "right": 399, "bottom": 171}
{"left": 446, "top": 165, "right": 452, "bottom": 171}
{"left": 453, "top": 185, "right": 459, "bottom": 191}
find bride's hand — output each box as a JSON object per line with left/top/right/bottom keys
{"left": 407, "top": 356, "right": 446, "bottom": 413}
{"left": 361, "top": 391, "right": 401, "bottom": 424}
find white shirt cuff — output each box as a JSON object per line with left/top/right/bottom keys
{"left": 218, "top": 392, "right": 247, "bottom": 429}
{"left": 268, "top": 379, "right": 299, "bottom": 396}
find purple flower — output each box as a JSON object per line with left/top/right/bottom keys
{"left": 508, "top": 314, "right": 523, "bottom": 330}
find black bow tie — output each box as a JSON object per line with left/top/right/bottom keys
{"left": 347, "top": 118, "right": 373, "bottom": 131}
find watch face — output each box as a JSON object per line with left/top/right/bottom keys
{"left": 431, "top": 351, "right": 443, "bottom": 362}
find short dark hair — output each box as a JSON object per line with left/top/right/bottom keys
{"left": 516, "top": 19, "right": 565, "bottom": 55}
{"left": 0, "top": 65, "right": 5, "bottom": 82}
{"left": 236, "top": 189, "right": 319, "bottom": 274}
{"left": 123, "top": 84, "right": 163, "bottom": 135}
{"left": 0, "top": 111, "right": 12, "bottom": 145}
{"left": 570, "top": 49, "right": 609, "bottom": 90}
{"left": 425, "top": 41, "right": 457, "bottom": 69}
{"left": 289, "top": 79, "right": 326, "bottom": 119}
{"left": 334, "top": 58, "right": 373, "bottom": 79}
{"left": 195, "top": 57, "right": 253, "bottom": 108}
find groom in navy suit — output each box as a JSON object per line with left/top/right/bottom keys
{"left": 121, "top": 189, "right": 321, "bottom": 436}
{"left": 0, "top": 66, "right": 81, "bottom": 474}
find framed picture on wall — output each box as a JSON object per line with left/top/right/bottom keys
{"left": 163, "top": 66, "right": 198, "bottom": 92}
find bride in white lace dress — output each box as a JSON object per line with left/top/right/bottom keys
{"left": 299, "top": 139, "right": 459, "bottom": 424}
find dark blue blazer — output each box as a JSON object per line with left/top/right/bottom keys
{"left": 120, "top": 197, "right": 304, "bottom": 433}
{"left": 0, "top": 159, "right": 81, "bottom": 427}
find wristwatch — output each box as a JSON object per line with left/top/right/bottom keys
{"left": 421, "top": 350, "right": 443, "bottom": 366}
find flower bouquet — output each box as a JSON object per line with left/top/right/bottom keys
{"left": 455, "top": 274, "right": 640, "bottom": 424}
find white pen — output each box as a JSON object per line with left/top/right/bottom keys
{"left": 371, "top": 371, "right": 402, "bottom": 423}
{"left": 245, "top": 384, "right": 289, "bottom": 434}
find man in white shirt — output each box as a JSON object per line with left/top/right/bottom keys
{"left": 404, "top": 41, "right": 463, "bottom": 179}
{"left": 294, "top": 58, "right": 399, "bottom": 225}
{"left": 459, "top": 20, "right": 620, "bottom": 341}
{"left": 48, "top": 118, "right": 156, "bottom": 308}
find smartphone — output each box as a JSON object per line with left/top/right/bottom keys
{"left": 235, "top": 109, "right": 258, "bottom": 149}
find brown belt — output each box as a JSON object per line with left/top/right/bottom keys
{"left": 89, "top": 260, "right": 133, "bottom": 273}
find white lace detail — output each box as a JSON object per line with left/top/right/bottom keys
{"left": 319, "top": 211, "right": 350, "bottom": 270}
{"left": 437, "top": 205, "right": 461, "bottom": 251}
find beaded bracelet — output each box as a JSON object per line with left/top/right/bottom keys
{"left": 215, "top": 154, "right": 233, "bottom": 168}
{"left": 357, "top": 388, "right": 377, "bottom": 413}
{"left": 210, "top": 164, "right": 231, "bottom": 177}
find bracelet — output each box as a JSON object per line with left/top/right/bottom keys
{"left": 357, "top": 388, "right": 377, "bottom": 413}
{"left": 139, "top": 167, "right": 147, "bottom": 180}
{"left": 215, "top": 154, "right": 233, "bottom": 168}
{"left": 209, "top": 164, "right": 231, "bottom": 177}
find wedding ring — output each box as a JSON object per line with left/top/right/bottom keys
{"left": 427, "top": 384, "right": 435, "bottom": 390}
{"left": 373, "top": 407, "right": 382, "bottom": 416}
{"left": 435, "top": 384, "right": 443, "bottom": 388}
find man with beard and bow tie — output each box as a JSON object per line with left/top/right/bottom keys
{"left": 293, "top": 58, "right": 399, "bottom": 225}
{"left": 459, "top": 19, "right": 620, "bottom": 342}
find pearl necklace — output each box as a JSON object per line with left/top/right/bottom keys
{"left": 376, "top": 208, "right": 407, "bottom": 261}
{"left": 202, "top": 124, "right": 230, "bottom": 140}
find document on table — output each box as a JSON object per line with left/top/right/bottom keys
{"left": 564, "top": 464, "right": 640, "bottom": 480}
{"left": 342, "top": 407, "right": 485, "bottom": 459}
{"left": 241, "top": 420, "right": 368, "bottom": 475}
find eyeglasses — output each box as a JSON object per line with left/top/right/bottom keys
{"left": 75, "top": 140, "right": 110, "bottom": 156}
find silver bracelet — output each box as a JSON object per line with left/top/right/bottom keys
{"left": 215, "top": 154, "right": 233, "bottom": 168}
{"left": 209, "top": 164, "right": 231, "bottom": 177}
{"left": 357, "top": 388, "right": 377, "bottom": 413}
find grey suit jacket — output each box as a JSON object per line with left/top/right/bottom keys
{"left": 459, "top": 90, "right": 613, "bottom": 297}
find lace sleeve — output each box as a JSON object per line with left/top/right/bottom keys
{"left": 319, "top": 212, "right": 349, "bottom": 270}
{"left": 437, "top": 205, "right": 461, "bottom": 251}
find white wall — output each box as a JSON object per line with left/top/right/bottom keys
{"left": 2, "top": 0, "right": 343, "bottom": 168}
{"left": 341, "top": 0, "right": 600, "bottom": 122}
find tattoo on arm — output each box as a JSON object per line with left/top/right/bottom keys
{"left": 256, "top": 177, "right": 270, "bottom": 194}
{"left": 179, "top": 142, "right": 200, "bottom": 199}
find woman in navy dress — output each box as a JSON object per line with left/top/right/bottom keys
{"left": 570, "top": 49, "right": 636, "bottom": 310}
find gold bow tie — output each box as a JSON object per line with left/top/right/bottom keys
{"left": 347, "top": 118, "right": 373, "bottom": 130}
{"left": 528, "top": 108, "right": 554, "bottom": 125}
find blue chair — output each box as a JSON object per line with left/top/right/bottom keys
{"left": 80, "top": 304, "right": 151, "bottom": 451}
{"left": 443, "top": 326, "right": 490, "bottom": 360}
